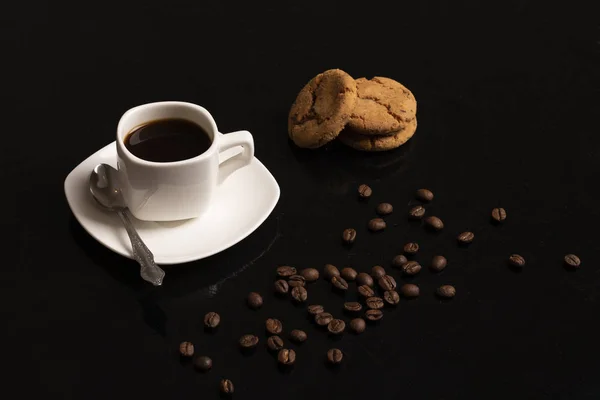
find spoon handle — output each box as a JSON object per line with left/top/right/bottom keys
{"left": 117, "top": 209, "right": 165, "bottom": 286}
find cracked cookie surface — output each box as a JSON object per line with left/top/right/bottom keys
{"left": 347, "top": 77, "right": 417, "bottom": 136}
{"left": 288, "top": 69, "right": 358, "bottom": 148}
{"left": 338, "top": 117, "right": 417, "bottom": 151}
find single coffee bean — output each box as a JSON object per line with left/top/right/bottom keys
{"left": 341, "top": 267, "right": 358, "bottom": 281}
{"left": 358, "top": 285, "right": 375, "bottom": 298}
{"left": 376, "top": 202, "right": 394, "bottom": 215}
{"left": 239, "top": 334, "right": 259, "bottom": 348}
{"left": 349, "top": 318, "right": 366, "bottom": 334}
{"left": 265, "top": 318, "right": 283, "bottom": 335}
{"left": 342, "top": 228, "right": 357, "bottom": 244}
{"left": 247, "top": 292, "right": 263, "bottom": 309}
{"left": 315, "top": 312, "right": 334, "bottom": 326}
{"left": 402, "top": 261, "right": 422, "bottom": 276}
{"left": 436, "top": 285, "right": 456, "bottom": 298}
{"left": 368, "top": 218, "right": 386, "bottom": 232}
{"left": 491, "top": 207, "right": 507, "bottom": 222}
{"left": 300, "top": 268, "right": 320, "bottom": 282}
{"left": 307, "top": 304, "right": 324, "bottom": 315}
{"left": 288, "top": 274, "right": 306, "bottom": 288}
{"left": 179, "top": 341, "right": 194, "bottom": 357}
{"left": 358, "top": 184, "right": 372, "bottom": 198}
{"left": 327, "top": 319, "right": 346, "bottom": 335}
{"left": 276, "top": 265, "right": 296, "bottom": 277}
{"left": 564, "top": 254, "right": 581, "bottom": 268}
{"left": 291, "top": 286, "right": 308, "bottom": 302}
{"left": 403, "top": 242, "right": 419, "bottom": 255}
{"left": 278, "top": 349, "right": 296, "bottom": 365}
{"left": 384, "top": 290, "right": 400, "bottom": 305}
{"left": 365, "top": 309, "right": 383, "bottom": 321}
{"left": 344, "top": 302, "right": 363, "bottom": 312}
{"left": 424, "top": 216, "right": 444, "bottom": 231}
{"left": 289, "top": 329, "right": 307, "bottom": 343}
{"left": 323, "top": 264, "right": 341, "bottom": 280}
{"left": 371, "top": 265, "right": 386, "bottom": 278}
{"left": 356, "top": 272, "right": 374, "bottom": 287}
{"left": 457, "top": 231, "right": 475, "bottom": 244}
{"left": 331, "top": 275, "right": 349, "bottom": 291}
{"left": 204, "top": 312, "right": 220, "bottom": 329}
{"left": 193, "top": 355, "right": 212, "bottom": 372}
{"left": 366, "top": 297, "right": 385, "bottom": 309}
{"left": 274, "top": 279, "right": 289, "bottom": 294}
{"left": 509, "top": 254, "right": 526, "bottom": 268}
{"left": 327, "top": 348, "right": 343, "bottom": 364}
{"left": 392, "top": 254, "right": 408, "bottom": 268}
{"left": 267, "top": 335, "right": 284, "bottom": 351}
{"left": 416, "top": 188, "right": 434, "bottom": 202}
{"left": 378, "top": 275, "right": 397, "bottom": 291}
{"left": 220, "top": 379, "right": 234, "bottom": 395}
{"left": 430, "top": 255, "right": 447, "bottom": 272}
{"left": 400, "top": 283, "right": 420, "bottom": 298}
{"left": 408, "top": 205, "right": 426, "bottom": 219}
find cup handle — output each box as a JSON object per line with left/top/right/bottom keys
{"left": 217, "top": 130, "right": 254, "bottom": 183}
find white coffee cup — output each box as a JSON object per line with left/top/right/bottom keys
{"left": 115, "top": 101, "right": 254, "bottom": 221}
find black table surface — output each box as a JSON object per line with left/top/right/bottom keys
{"left": 4, "top": 1, "right": 600, "bottom": 399}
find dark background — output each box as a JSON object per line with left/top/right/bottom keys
{"left": 3, "top": 0, "right": 600, "bottom": 398}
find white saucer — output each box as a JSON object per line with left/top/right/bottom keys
{"left": 64, "top": 142, "right": 280, "bottom": 265}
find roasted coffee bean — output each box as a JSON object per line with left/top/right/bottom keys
{"left": 265, "top": 318, "right": 283, "bottom": 335}
{"left": 193, "top": 355, "right": 212, "bottom": 372}
{"left": 341, "top": 267, "right": 358, "bottom": 281}
{"left": 315, "top": 312, "right": 334, "bottom": 326}
{"left": 491, "top": 207, "right": 507, "bottom": 222}
{"left": 220, "top": 379, "right": 234, "bottom": 395}
{"left": 278, "top": 349, "right": 296, "bottom": 365}
{"left": 324, "top": 264, "right": 341, "bottom": 280}
{"left": 366, "top": 297, "right": 385, "bottom": 309}
{"left": 331, "top": 276, "right": 349, "bottom": 291}
{"left": 344, "top": 302, "right": 363, "bottom": 312}
{"left": 424, "top": 216, "right": 444, "bottom": 231}
{"left": 291, "top": 286, "right": 308, "bottom": 302}
{"left": 376, "top": 202, "right": 394, "bottom": 215}
{"left": 509, "top": 254, "right": 525, "bottom": 268}
{"left": 564, "top": 254, "right": 581, "bottom": 268}
{"left": 404, "top": 242, "right": 419, "bottom": 255}
{"left": 342, "top": 228, "right": 357, "bottom": 244}
{"left": 392, "top": 254, "right": 408, "bottom": 268}
{"left": 358, "top": 285, "right": 375, "bottom": 298}
{"left": 307, "top": 304, "right": 324, "bottom": 315}
{"left": 276, "top": 265, "right": 296, "bottom": 277}
{"left": 300, "top": 268, "right": 320, "bottom": 282}
{"left": 400, "top": 283, "right": 420, "bottom": 298}
{"left": 378, "top": 275, "right": 397, "bottom": 291}
{"left": 416, "top": 188, "right": 434, "bottom": 202}
{"left": 457, "top": 231, "right": 475, "bottom": 244}
{"left": 247, "top": 292, "right": 263, "bottom": 309}
{"left": 430, "top": 256, "right": 447, "bottom": 272}
{"left": 356, "top": 272, "right": 374, "bottom": 287}
{"left": 371, "top": 265, "right": 386, "bottom": 278}
{"left": 436, "top": 285, "right": 456, "bottom": 298}
{"left": 350, "top": 318, "right": 366, "bottom": 334}
{"left": 368, "top": 218, "right": 386, "bottom": 232}
{"left": 384, "top": 290, "right": 400, "bottom": 305}
{"left": 274, "top": 279, "right": 289, "bottom": 294}
{"left": 365, "top": 309, "right": 383, "bottom": 321}
{"left": 327, "top": 348, "right": 343, "bottom": 364}
{"left": 267, "top": 335, "right": 284, "bottom": 351}
{"left": 204, "top": 312, "right": 220, "bottom": 329}
{"left": 402, "top": 261, "right": 422, "bottom": 276}
{"left": 239, "top": 334, "right": 259, "bottom": 348}
{"left": 288, "top": 275, "right": 306, "bottom": 287}
{"left": 289, "top": 329, "right": 307, "bottom": 343}
{"left": 179, "top": 341, "right": 194, "bottom": 357}
{"left": 358, "top": 184, "right": 372, "bottom": 198}
{"left": 408, "top": 205, "right": 426, "bottom": 219}
{"left": 327, "top": 319, "right": 346, "bottom": 335}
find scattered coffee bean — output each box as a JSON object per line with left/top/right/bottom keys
{"left": 300, "top": 268, "right": 320, "bottom": 282}
{"left": 247, "top": 292, "right": 263, "bottom": 309}
{"left": 288, "top": 274, "right": 306, "bottom": 288}
{"left": 424, "top": 216, "right": 444, "bottom": 231}
{"left": 358, "top": 184, "right": 372, "bottom": 198}
{"left": 392, "top": 254, "right": 408, "bottom": 268}
{"left": 378, "top": 275, "right": 397, "bottom": 291}
{"left": 564, "top": 254, "right": 581, "bottom": 269}
{"left": 220, "top": 379, "right": 234, "bottom": 395}
{"left": 341, "top": 267, "right": 358, "bottom": 281}
{"left": 491, "top": 207, "right": 507, "bottom": 223}
{"left": 368, "top": 218, "right": 386, "bottom": 232}
{"left": 358, "top": 285, "right": 375, "bottom": 298}
{"left": 307, "top": 304, "right": 324, "bottom": 315}
{"left": 400, "top": 283, "right": 420, "bottom": 298}
{"left": 267, "top": 335, "right": 284, "bottom": 351}
{"left": 402, "top": 261, "right": 422, "bottom": 276}
{"left": 265, "top": 318, "right": 283, "bottom": 335}
{"left": 239, "top": 334, "right": 259, "bottom": 348}
{"left": 291, "top": 286, "right": 308, "bottom": 302}
{"left": 327, "top": 348, "right": 343, "bottom": 364}
{"left": 331, "top": 276, "right": 349, "bottom": 291}
{"left": 289, "top": 329, "right": 307, "bottom": 343}
{"left": 324, "top": 264, "right": 340, "bottom": 280}
{"left": 327, "top": 319, "right": 346, "bottom": 335}
{"left": 342, "top": 228, "right": 357, "bottom": 244}
{"left": 365, "top": 309, "right": 383, "bottom": 321}
{"left": 384, "top": 290, "right": 400, "bottom": 305}
{"left": 315, "top": 312, "right": 334, "bottom": 326}
{"left": 366, "top": 297, "right": 385, "bottom": 309}
{"left": 430, "top": 256, "right": 447, "bottom": 272}
{"left": 204, "top": 312, "right": 220, "bottom": 329}
{"left": 457, "top": 231, "right": 475, "bottom": 244}
{"left": 376, "top": 202, "right": 394, "bottom": 215}
{"left": 509, "top": 254, "right": 526, "bottom": 268}
{"left": 349, "top": 318, "right": 366, "bottom": 334}
{"left": 356, "top": 272, "right": 374, "bottom": 287}
{"left": 179, "top": 341, "right": 194, "bottom": 357}
{"left": 436, "top": 285, "right": 456, "bottom": 298}
{"left": 344, "top": 302, "right": 363, "bottom": 312}
{"left": 274, "top": 279, "right": 289, "bottom": 294}
{"left": 408, "top": 205, "right": 426, "bottom": 219}
{"left": 277, "top": 265, "right": 296, "bottom": 277}
{"left": 403, "top": 242, "right": 419, "bottom": 255}
{"left": 416, "top": 188, "right": 434, "bottom": 202}
{"left": 193, "top": 355, "right": 212, "bottom": 372}
{"left": 371, "top": 265, "right": 386, "bottom": 278}
{"left": 278, "top": 349, "right": 296, "bottom": 365}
